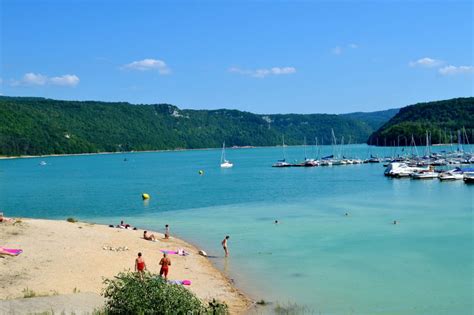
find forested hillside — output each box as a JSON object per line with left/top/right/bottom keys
{"left": 368, "top": 97, "right": 474, "bottom": 146}
{"left": 0, "top": 96, "right": 391, "bottom": 156}
{"left": 341, "top": 108, "right": 399, "bottom": 130}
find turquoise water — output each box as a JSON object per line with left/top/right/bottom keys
{"left": 1, "top": 145, "right": 473, "bottom": 314}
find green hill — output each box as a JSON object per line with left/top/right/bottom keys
{"left": 341, "top": 108, "right": 399, "bottom": 130}
{"left": 0, "top": 96, "right": 396, "bottom": 156}
{"left": 367, "top": 97, "right": 474, "bottom": 146}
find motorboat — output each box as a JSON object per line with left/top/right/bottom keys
{"left": 411, "top": 171, "right": 438, "bottom": 179}
{"left": 39, "top": 161, "right": 47, "bottom": 166}
{"left": 384, "top": 162, "right": 429, "bottom": 178}
{"left": 463, "top": 172, "right": 474, "bottom": 183}
{"left": 439, "top": 168, "right": 464, "bottom": 181}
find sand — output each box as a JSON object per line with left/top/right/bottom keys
{"left": 0, "top": 219, "right": 251, "bottom": 314}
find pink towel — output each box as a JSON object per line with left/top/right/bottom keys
{"left": 0, "top": 247, "right": 23, "bottom": 256}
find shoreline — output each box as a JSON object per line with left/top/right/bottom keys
{"left": 0, "top": 218, "right": 253, "bottom": 314}
{"left": 0, "top": 146, "right": 260, "bottom": 160}
{"left": 1, "top": 143, "right": 468, "bottom": 161}
{"left": 0, "top": 143, "right": 391, "bottom": 161}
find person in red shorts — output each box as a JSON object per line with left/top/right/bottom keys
{"left": 159, "top": 253, "right": 171, "bottom": 280}
{"left": 134, "top": 252, "right": 147, "bottom": 279}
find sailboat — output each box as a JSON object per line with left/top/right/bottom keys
{"left": 220, "top": 142, "right": 233, "bottom": 168}
{"left": 273, "top": 136, "right": 291, "bottom": 167}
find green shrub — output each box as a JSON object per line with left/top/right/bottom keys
{"left": 102, "top": 271, "right": 228, "bottom": 314}
{"left": 66, "top": 217, "right": 78, "bottom": 223}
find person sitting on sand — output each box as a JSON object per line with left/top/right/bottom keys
{"left": 0, "top": 212, "right": 13, "bottom": 223}
{"left": 143, "top": 231, "right": 156, "bottom": 241}
{"left": 119, "top": 220, "right": 131, "bottom": 229}
{"left": 222, "top": 235, "right": 230, "bottom": 257}
{"left": 159, "top": 253, "right": 171, "bottom": 280}
{"left": 164, "top": 224, "right": 170, "bottom": 239}
{"left": 135, "top": 252, "right": 147, "bottom": 277}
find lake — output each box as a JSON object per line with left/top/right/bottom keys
{"left": 1, "top": 144, "right": 472, "bottom": 314}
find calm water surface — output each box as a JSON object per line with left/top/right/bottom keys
{"left": 1, "top": 145, "right": 472, "bottom": 314}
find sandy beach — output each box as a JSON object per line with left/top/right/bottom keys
{"left": 0, "top": 218, "right": 251, "bottom": 314}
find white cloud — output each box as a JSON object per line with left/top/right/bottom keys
{"left": 409, "top": 57, "right": 442, "bottom": 68}
{"left": 49, "top": 74, "right": 80, "bottom": 86}
{"left": 229, "top": 66, "right": 296, "bottom": 78}
{"left": 11, "top": 73, "right": 80, "bottom": 87}
{"left": 349, "top": 43, "right": 358, "bottom": 49}
{"left": 439, "top": 65, "right": 474, "bottom": 75}
{"left": 123, "top": 58, "right": 170, "bottom": 74}
{"left": 23, "top": 73, "right": 48, "bottom": 85}
{"left": 332, "top": 46, "right": 343, "bottom": 55}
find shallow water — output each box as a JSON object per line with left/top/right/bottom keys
{"left": 1, "top": 145, "right": 472, "bottom": 314}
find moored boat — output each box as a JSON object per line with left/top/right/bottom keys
{"left": 439, "top": 168, "right": 464, "bottom": 181}
{"left": 411, "top": 171, "right": 438, "bottom": 179}
{"left": 463, "top": 172, "right": 474, "bottom": 183}
{"left": 220, "top": 142, "right": 233, "bottom": 168}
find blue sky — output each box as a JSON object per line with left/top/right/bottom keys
{"left": 0, "top": 0, "right": 472, "bottom": 114}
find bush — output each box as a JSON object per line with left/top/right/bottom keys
{"left": 102, "top": 271, "right": 228, "bottom": 314}
{"left": 66, "top": 217, "right": 78, "bottom": 223}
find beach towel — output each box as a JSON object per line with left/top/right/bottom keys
{"left": 160, "top": 250, "right": 178, "bottom": 255}
{"left": 0, "top": 247, "right": 23, "bottom": 256}
{"left": 168, "top": 280, "right": 191, "bottom": 286}
{"left": 160, "top": 249, "right": 189, "bottom": 256}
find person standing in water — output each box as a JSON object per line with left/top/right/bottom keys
{"left": 134, "top": 252, "right": 146, "bottom": 279}
{"left": 221, "top": 235, "right": 230, "bottom": 257}
{"left": 165, "top": 224, "right": 170, "bottom": 239}
{"left": 159, "top": 253, "right": 171, "bottom": 280}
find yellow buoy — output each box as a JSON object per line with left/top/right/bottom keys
{"left": 142, "top": 193, "right": 150, "bottom": 200}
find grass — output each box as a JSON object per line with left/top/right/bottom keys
{"left": 66, "top": 217, "right": 78, "bottom": 223}
{"left": 22, "top": 287, "right": 36, "bottom": 298}
{"left": 22, "top": 287, "right": 59, "bottom": 299}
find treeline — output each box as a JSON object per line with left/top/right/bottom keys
{"left": 0, "top": 96, "right": 395, "bottom": 156}
{"left": 368, "top": 97, "right": 474, "bottom": 146}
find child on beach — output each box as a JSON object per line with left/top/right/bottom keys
{"left": 143, "top": 231, "right": 156, "bottom": 241}
{"left": 135, "top": 252, "right": 147, "bottom": 278}
{"left": 221, "top": 235, "right": 230, "bottom": 257}
{"left": 159, "top": 253, "right": 171, "bottom": 280}
{"left": 165, "top": 224, "right": 170, "bottom": 239}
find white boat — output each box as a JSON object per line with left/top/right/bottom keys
{"left": 220, "top": 142, "right": 233, "bottom": 168}
{"left": 439, "top": 169, "right": 464, "bottom": 181}
{"left": 272, "top": 160, "right": 292, "bottom": 167}
{"left": 320, "top": 160, "right": 333, "bottom": 166}
{"left": 384, "top": 162, "right": 429, "bottom": 178}
{"left": 273, "top": 136, "right": 291, "bottom": 167}
{"left": 411, "top": 171, "right": 438, "bottom": 179}
{"left": 39, "top": 161, "right": 47, "bottom": 166}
